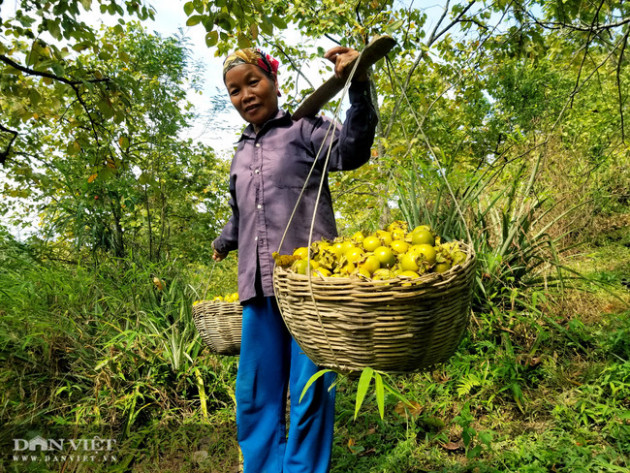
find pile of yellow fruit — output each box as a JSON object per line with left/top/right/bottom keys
{"left": 275, "top": 221, "right": 466, "bottom": 279}
{"left": 192, "top": 292, "right": 240, "bottom": 306}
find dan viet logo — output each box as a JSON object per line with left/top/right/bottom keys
{"left": 12, "top": 435, "right": 118, "bottom": 463}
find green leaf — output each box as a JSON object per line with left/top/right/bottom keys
{"left": 511, "top": 382, "right": 524, "bottom": 409}
{"left": 383, "top": 383, "right": 413, "bottom": 407}
{"left": 186, "top": 15, "right": 203, "bottom": 27}
{"left": 299, "top": 369, "right": 334, "bottom": 403}
{"left": 138, "top": 172, "right": 153, "bottom": 185}
{"left": 119, "top": 50, "right": 130, "bottom": 63}
{"left": 201, "top": 14, "right": 215, "bottom": 32}
{"left": 94, "top": 358, "right": 111, "bottom": 371}
{"left": 97, "top": 98, "right": 114, "bottom": 119}
{"left": 205, "top": 30, "right": 219, "bottom": 48}
{"left": 467, "top": 445, "right": 482, "bottom": 459}
{"left": 260, "top": 16, "right": 274, "bottom": 35}
{"left": 99, "top": 166, "right": 115, "bottom": 180}
{"left": 385, "top": 18, "right": 404, "bottom": 34}
{"left": 478, "top": 430, "right": 494, "bottom": 447}
{"left": 354, "top": 367, "right": 373, "bottom": 419}
{"left": 374, "top": 371, "right": 385, "bottom": 419}
{"left": 270, "top": 15, "right": 287, "bottom": 30}
{"left": 183, "top": 1, "right": 195, "bottom": 16}
{"left": 46, "top": 19, "right": 62, "bottom": 40}
{"left": 462, "top": 427, "right": 474, "bottom": 446}
{"left": 28, "top": 89, "right": 42, "bottom": 106}
{"left": 237, "top": 32, "right": 251, "bottom": 49}
{"left": 216, "top": 12, "right": 233, "bottom": 31}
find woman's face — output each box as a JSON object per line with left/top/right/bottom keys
{"left": 225, "top": 64, "right": 279, "bottom": 128}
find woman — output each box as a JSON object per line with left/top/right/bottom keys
{"left": 212, "top": 46, "right": 377, "bottom": 473}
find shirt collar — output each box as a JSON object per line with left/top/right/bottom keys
{"left": 238, "top": 109, "right": 292, "bottom": 141}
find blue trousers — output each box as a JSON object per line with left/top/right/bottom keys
{"left": 236, "top": 297, "right": 337, "bottom": 473}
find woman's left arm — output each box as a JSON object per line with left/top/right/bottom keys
{"left": 337, "top": 80, "right": 378, "bottom": 170}
{"left": 310, "top": 47, "right": 378, "bottom": 171}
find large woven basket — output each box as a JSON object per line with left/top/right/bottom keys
{"left": 273, "top": 242, "right": 476, "bottom": 373}
{"left": 192, "top": 301, "right": 242, "bottom": 355}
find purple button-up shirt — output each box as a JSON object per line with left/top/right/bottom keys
{"left": 213, "top": 81, "right": 377, "bottom": 303}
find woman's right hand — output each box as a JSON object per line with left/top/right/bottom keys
{"left": 323, "top": 46, "right": 368, "bottom": 82}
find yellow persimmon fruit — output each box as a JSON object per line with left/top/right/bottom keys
{"left": 373, "top": 246, "right": 396, "bottom": 268}
{"left": 362, "top": 235, "right": 381, "bottom": 252}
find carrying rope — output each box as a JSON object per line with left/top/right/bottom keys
{"left": 273, "top": 50, "right": 366, "bottom": 368}
{"left": 392, "top": 63, "right": 473, "bottom": 245}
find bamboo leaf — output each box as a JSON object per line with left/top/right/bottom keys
{"left": 299, "top": 369, "right": 334, "bottom": 403}
{"left": 354, "top": 367, "right": 373, "bottom": 419}
{"left": 374, "top": 371, "right": 385, "bottom": 419}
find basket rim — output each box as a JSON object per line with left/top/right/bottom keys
{"left": 193, "top": 300, "right": 242, "bottom": 307}
{"left": 192, "top": 300, "right": 243, "bottom": 320}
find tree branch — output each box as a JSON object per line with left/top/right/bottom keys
{"left": 570, "top": 0, "right": 607, "bottom": 109}
{"left": 271, "top": 42, "right": 315, "bottom": 92}
{"left": 0, "top": 54, "right": 108, "bottom": 146}
{"left": 617, "top": 27, "right": 629, "bottom": 144}
{"left": 0, "top": 54, "right": 110, "bottom": 87}
{"left": 0, "top": 123, "right": 19, "bottom": 165}
{"left": 324, "top": 33, "right": 341, "bottom": 46}
{"left": 533, "top": 16, "right": 630, "bottom": 33}
{"left": 432, "top": 0, "right": 477, "bottom": 44}
{"left": 384, "top": 0, "right": 479, "bottom": 138}
{"left": 552, "top": 33, "right": 624, "bottom": 131}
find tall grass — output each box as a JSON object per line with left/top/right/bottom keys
{"left": 392, "top": 152, "right": 586, "bottom": 311}
{"left": 0, "top": 233, "right": 237, "bottom": 455}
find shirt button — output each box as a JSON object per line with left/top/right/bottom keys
{"left": 254, "top": 236, "right": 258, "bottom": 241}
{"left": 257, "top": 204, "right": 262, "bottom": 209}
{"left": 255, "top": 169, "right": 260, "bottom": 174}
{"left": 255, "top": 143, "right": 261, "bottom": 148}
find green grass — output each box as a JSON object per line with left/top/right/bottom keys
{"left": 0, "top": 226, "right": 628, "bottom": 472}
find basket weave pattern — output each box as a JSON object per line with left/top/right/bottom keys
{"left": 192, "top": 302, "right": 242, "bottom": 355}
{"left": 273, "top": 242, "right": 476, "bottom": 373}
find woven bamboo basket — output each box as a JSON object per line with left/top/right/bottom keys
{"left": 192, "top": 301, "right": 242, "bottom": 355}
{"left": 273, "top": 242, "right": 476, "bottom": 373}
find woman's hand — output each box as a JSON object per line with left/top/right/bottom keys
{"left": 212, "top": 242, "right": 227, "bottom": 262}
{"left": 323, "top": 46, "right": 369, "bottom": 82}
